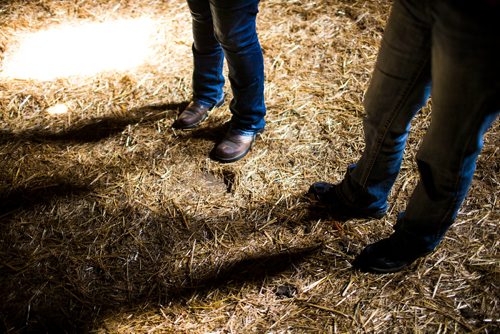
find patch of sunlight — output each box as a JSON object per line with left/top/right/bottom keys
{"left": 0, "top": 18, "right": 158, "bottom": 81}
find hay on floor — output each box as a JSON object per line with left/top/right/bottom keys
{"left": 0, "top": 0, "right": 498, "bottom": 333}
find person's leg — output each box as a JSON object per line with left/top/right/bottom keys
{"left": 309, "top": 0, "right": 432, "bottom": 216}
{"left": 174, "top": 0, "right": 226, "bottom": 129}
{"left": 209, "top": 0, "right": 266, "bottom": 134}
{"left": 393, "top": 0, "right": 500, "bottom": 253}
{"left": 187, "top": 0, "right": 225, "bottom": 107}
{"left": 354, "top": 0, "right": 500, "bottom": 273}
{"left": 207, "top": 0, "right": 266, "bottom": 162}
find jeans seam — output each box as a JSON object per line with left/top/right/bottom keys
{"left": 359, "top": 56, "right": 431, "bottom": 187}
{"left": 216, "top": 46, "right": 225, "bottom": 99}
{"left": 438, "top": 110, "right": 484, "bottom": 229}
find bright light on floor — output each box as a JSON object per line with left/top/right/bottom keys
{"left": 0, "top": 18, "right": 158, "bottom": 81}
{"left": 46, "top": 103, "right": 69, "bottom": 115}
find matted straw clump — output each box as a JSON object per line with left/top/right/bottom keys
{"left": 0, "top": 0, "right": 498, "bottom": 333}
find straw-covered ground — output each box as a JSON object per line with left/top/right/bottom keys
{"left": 0, "top": 0, "right": 498, "bottom": 333}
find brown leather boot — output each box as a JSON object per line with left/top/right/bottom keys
{"left": 173, "top": 99, "right": 224, "bottom": 129}
{"left": 211, "top": 129, "right": 262, "bottom": 163}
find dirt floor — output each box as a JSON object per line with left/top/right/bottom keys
{"left": 0, "top": 0, "right": 498, "bottom": 333}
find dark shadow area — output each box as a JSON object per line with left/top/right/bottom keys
{"left": 0, "top": 102, "right": 185, "bottom": 145}
{"left": 0, "top": 177, "right": 96, "bottom": 333}
{"left": 0, "top": 176, "right": 320, "bottom": 333}
{"left": 174, "top": 120, "right": 230, "bottom": 143}
{"left": 171, "top": 243, "right": 322, "bottom": 299}
{"left": 0, "top": 181, "right": 92, "bottom": 219}
{"left": 0, "top": 96, "right": 322, "bottom": 333}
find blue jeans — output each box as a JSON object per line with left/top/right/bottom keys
{"left": 340, "top": 0, "right": 499, "bottom": 252}
{"left": 186, "top": 0, "right": 266, "bottom": 135}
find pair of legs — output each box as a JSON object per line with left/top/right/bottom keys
{"left": 175, "top": 0, "right": 266, "bottom": 162}
{"left": 311, "top": 0, "right": 499, "bottom": 272}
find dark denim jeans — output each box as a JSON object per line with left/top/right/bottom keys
{"left": 186, "top": 0, "right": 266, "bottom": 135}
{"left": 340, "top": 0, "right": 499, "bottom": 252}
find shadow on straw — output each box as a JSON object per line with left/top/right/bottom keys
{"left": 0, "top": 102, "right": 187, "bottom": 144}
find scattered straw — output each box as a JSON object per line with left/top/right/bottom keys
{"left": 0, "top": 0, "right": 498, "bottom": 333}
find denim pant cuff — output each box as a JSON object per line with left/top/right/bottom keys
{"left": 393, "top": 213, "right": 444, "bottom": 253}
{"left": 338, "top": 164, "right": 388, "bottom": 212}
{"left": 229, "top": 124, "right": 264, "bottom": 137}
{"left": 193, "top": 94, "right": 224, "bottom": 109}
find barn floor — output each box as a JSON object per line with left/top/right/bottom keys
{"left": 0, "top": 0, "right": 498, "bottom": 333}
